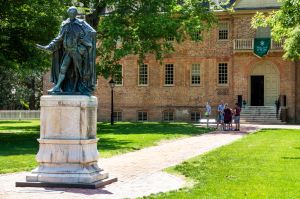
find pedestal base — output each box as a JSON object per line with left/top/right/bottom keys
{"left": 16, "top": 177, "right": 118, "bottom": 189}
{"left": 16, "top": 95, "right": 117, "bottom": 189}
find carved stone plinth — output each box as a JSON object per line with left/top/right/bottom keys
{"left": 16, "top": 95, "right": 117, "bottom": 188}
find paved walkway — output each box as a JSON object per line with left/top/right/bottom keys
{"left": 0, "top": 126, "right": 259, "bottom": 199}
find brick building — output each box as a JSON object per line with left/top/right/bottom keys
{"left": 44, "top": 0, "right": 300, "bottom": 123}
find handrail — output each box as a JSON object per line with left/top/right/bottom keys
{"left": 234, "top": 39, "right": 284, "bottom": 50}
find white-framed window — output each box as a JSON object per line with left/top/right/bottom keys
{"left": 166, "top": 36, "right": 175, "bottom": 42}
{"left": 138, "top": 64, "right": 148, "bottom": 86}
{"left": 218, "top": 63, "right": 228, "bottom": 85}
{"left": 113, "top": 111, "right": 122, "bottom": 121}
{"left": 193, "top": 30, "right": 202, "bottom": 41}
{"left": 137, "top": 111, "right": 148, "bottom": 122}
{"left": 165, "top": 64, "right": 174, "bottom": 86}
{"left": 256, "top": 26, "right": 271, "bottom": 38}
{"left": 191, "top": 112, "right": 200, "bottom": 122}
{"left": 191, "top": 64, "right": 201, "bottom": 85}
{"left": 163, "top": 111, "right": 174, "bottom": 122}
{"left": 218, "top": 22, "right": 229, "bottom": 40}
{"left": 114, "top": 65, "right": 123, "bottom": 85}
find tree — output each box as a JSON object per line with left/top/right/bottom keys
{"left": 251, "top": 0, "right": 300, "bottom": 60}
{"left": 0, "top": 0, "right": 71, "bottom": 109}
{"left": 93, "top": 0, "right": 217, "bottom": 77}
{"left": 0, "top": 0, "right": 218, "bottom": 108}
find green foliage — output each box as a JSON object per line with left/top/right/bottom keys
{"left": 98, "top": 122, "right": 211, "bottom": 157}
{"left": 0, "top": 121, "right": 210, "bottom": 173}
{"left": 96, "top": 0, "right": 217, "bottom": 77}
{"left": 252, "top": 0, "right": 300, "bottom": 60}
{"left": 0, "top": 0, "right": 70, "bottom": 109}
{"left": 145, "top": 129, "right": 300, "bottom": 199}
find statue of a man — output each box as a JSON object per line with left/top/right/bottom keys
{"left": 37, "top": 6, "right": 97, "bottom": 95}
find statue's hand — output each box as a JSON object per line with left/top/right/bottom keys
{"left": 36, "top": 44, "right": 52, "bottom": 51}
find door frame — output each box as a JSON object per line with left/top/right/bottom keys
{"left": 248, "top": 61, "right": 280, "bottom": 106}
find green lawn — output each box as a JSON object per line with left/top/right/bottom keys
{"left": 0, "top": 121, "right": 210, "bottom": 174}
{"left": 145, "top": 129, "right": 300, "bottom": 199}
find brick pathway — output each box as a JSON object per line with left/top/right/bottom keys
{"left": 0, "top": 126, "right": 258, "bottom": 199}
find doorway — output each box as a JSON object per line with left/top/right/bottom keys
{"left": 251, "top": 76, "right": 264, "bottom": 106}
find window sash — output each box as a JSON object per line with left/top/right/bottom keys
{"left": 139, "top": 64, "right": 148, "bottom": 85}
{"left": 218, "top": 63, "right": 228, "bottom": 84}
{"left": 114, "top": 65, "right": 123, "bottom": 85}
{"left": 218, "top": 22, "right": 229, "bottom": 40}
{"left": 138, "top": 112, "right": 148, "bottom": 121}
{"left": 165, "top": 64, "right": 174, "bottom": 85}
{"left": 191, "top": 64, "right": 201, "bottom": 85}
{"left": 163, "top": 112, "right": 174, "bottom": 121}
{"left": 191, "top": 112, "right": 200, "bottom": 122}
{"left": 113, "top": 112, "right": 122, "bottom": 121}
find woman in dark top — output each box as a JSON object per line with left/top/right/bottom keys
{"left": 223, "top": 104, "right": 232, "bottom": 131}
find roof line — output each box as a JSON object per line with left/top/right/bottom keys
{"left": 234, "top": 6, "right": 280, "bottom": 10}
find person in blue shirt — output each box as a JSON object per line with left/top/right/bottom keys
{"left": 205, "top": 101, "right": 211, "bottom": 128}
{"left": 216, "top": 100, "right": 225, "bottom": 130}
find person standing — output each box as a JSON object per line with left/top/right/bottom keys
{"left": 216, "top": 100, "right": 225, "bottom": 130}
{"left": 224, "top": 104, "right": 232, "bottom": 131}
{"left": 234, "top": 103, "right": 241, "bottom": 131}
{"left": 205, "top": 101, "right": 212, "bottom": 128}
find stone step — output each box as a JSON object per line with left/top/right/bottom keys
{"left": 241, "top": 121, "right": 286, "bottom": 124}
{"left": 240, "top": 118, "right": 282, "bottom": 121}
{"left": 241, "top": 113, "right": 277, "bottom": 115}
{"left": 238, "top": 106, "right": 283, "bottom": 124}
{"left": 241, "top": 119, "right": 282, "bottom": 122}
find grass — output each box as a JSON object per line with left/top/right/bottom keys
{"left": 144, "top": 129, "right": 300, "bottom": 199}
{"left": 0, "top": 120, "right": 210, "bottom": 174}
{"left": 98, "top": 122, "right": 210, "bottom": 158}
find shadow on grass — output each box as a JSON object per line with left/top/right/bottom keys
{"left": 0, "top": 125, "right": 40, "bottom": 132}
{"left": 0, "top": 120, "right": 32, "bottom": 124}
{"left": 97, "top": 122, "right": 210, "bottom": 136}
{"left": 0, "top": 132, "right": 39, "bottom": 156}
{"left": 282, "top": 157, "right": 300, "bottom": 160}
{"left": 97, "top": 137, "right": 133, "bottom": 151}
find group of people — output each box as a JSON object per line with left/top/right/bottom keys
{"left": 205, "top": 100, "right": 241, "bottom": 131}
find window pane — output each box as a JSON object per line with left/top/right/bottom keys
{"left": 191, "top": 64, "right": 201, "bottom": 85}
{"left": 113, "top": 112, "right": 122, "bottom": 121}
{"left": 256, "top": 26, "right": 271, "bottom": 38}
{"left": 218, "top": 63, "right": 228, "bottom": 84}
{"left": 191, "top": 112, "right": 200, "bottom": 122}
{"left": 138, "top": 112, "right": 148, "bottom": 121}
{"left": 165, "top": 64, "right": 174, "bottom": 85}
{"left": 114, "top": 65, "right": 123, "bottom": 85}
{"left": 163, "top": 111, "right": 174, "bottom": 121}
{"left": 139, "top": 64, "right": 148, "bottom": 85}
{"left": 218, "top": 22, "right": 229, "bottom": 40}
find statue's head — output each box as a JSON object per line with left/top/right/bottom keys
{"left": 67, "top": 6, "right": 78, "bottom": 20}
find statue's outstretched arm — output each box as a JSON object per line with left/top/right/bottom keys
{"left": 36, "top": 26, "right": 64, "bottom": 52}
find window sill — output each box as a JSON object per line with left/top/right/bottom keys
{"left": 217, "top": 84, "right": 229, "bottom": 87}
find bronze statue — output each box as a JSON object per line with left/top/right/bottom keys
{"left": 37, "top": 6, "right": 97, "bottom": 95}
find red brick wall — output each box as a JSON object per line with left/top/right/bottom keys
{"left": 43, "top": 12, "right": 300, "bottom": 123}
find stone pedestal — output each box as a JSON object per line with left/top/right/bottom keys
{"left": 16, "top": 95, "right": 117, "bottom": 188}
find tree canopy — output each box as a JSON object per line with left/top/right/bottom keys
{"left": 96, "top": 0, "right": 217, "bottom": 77}
{"left": 0, "top": 0, "right": 218, "bottom": 108}
{"left": 0, "top": 0, "right": 70, "bottom": 109}
{"left": 252, "top": 0, "right": 300, "bottom": 60}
